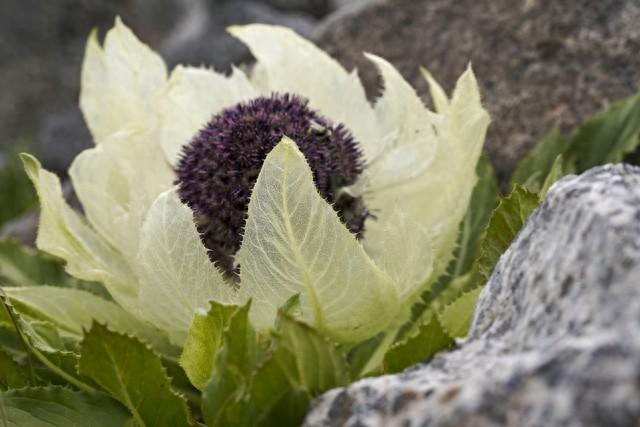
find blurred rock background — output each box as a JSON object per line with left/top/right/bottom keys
{"left": 0, "top": 0, "right": 351, "bottom": 175}
{"left": 1, "top": 0, "right": 639, "bottom": 240}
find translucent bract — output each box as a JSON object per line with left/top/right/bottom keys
{"left": 23, "top": 18, "right": 490, "bottom": 345}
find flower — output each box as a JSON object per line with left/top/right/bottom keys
{"left": 175, "top": 93, "right": 367, "bottom": 276}
{"left": 22, "top": 18, "right": 489, "bottom": 345}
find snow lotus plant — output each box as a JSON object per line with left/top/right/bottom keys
{"left": 0, "top": 18, "right": 489, "bottom": 426}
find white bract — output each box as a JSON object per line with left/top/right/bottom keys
{"left": 23, "top": 18, "right": 489, "bottom": 345}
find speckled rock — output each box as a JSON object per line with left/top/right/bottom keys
{"left": 304, "top": 164, "right": 640, "bottom": 427}
{"left": 314, "top": 0, "right": 640, "bottom": 184}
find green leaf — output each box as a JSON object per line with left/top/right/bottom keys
{"left": 510, "top": 128, "right": 569, "bottom": 192}
{"left": 346, "top": 332, "right": 396, "bottom": 379}
{"left": 202, "top": 302, "right": 261, "bottom": 427}
{"left": 430, "top": 185, "right": 540, "bottom": 333}
{"left": 227, "top": 311, "right": 350, "bottom": 426}
{"left": 79, "top": 323, "right": 192, "bottom": 427}
{"left": 0, "top": 152, "right": 37, "bottom": 227}
{"left": 384, "top": 314, "right": 453, "bottom": 374}
{"left": 161, "top": 357, "right": 202, "bottom": 414}
{"left": 450, "top": 156, "right": 500, "bottom": 278}
{"left": 244, "top": 354, "right": 293, "bottom": 426}
{"left": 180, "top": 301, "right": 237, "bottom": 390}
{"left": 431, "top": 271, "right": 473, "bottom": 313}
{"left": 539, "top": 155, "right": 567, "bottom": 198}
{"left": 438, "top": 286, "right": 482, "bottom": 338}
{"left": 0, "top": 239, "right": 71, "bottom": 288}
{"left": 0, "top": 239, "right": 107, "bottom": 296}
{"left": 278, "top": 294, "right": 302, "bottom": 318}
{"left": 475, "top": 186, "right": 540, "bottom": 283}
{"left": 251, "top": 388, "right": 308, "bottom": 427}
{"left": 205, "top": 345, "right": 308, "bottom": 427}
{"left": 0, "top": 386, "right": 129, "bottom": 427}
{"left": 237, "top": 137, "right": 399, "bottom": 343}
{"left": 567, "top": 92, "right": 640, "bottom": 171}
{"left": 397, "top": 157, "right": 499, "bottom": 342}
{"left": 0, "top": 326, "right": 26, "bottom": 361}
{"left": 272, "top": 313, "right": 350, "bottom": 394}
{"left": 399, "top": 187, "right": 538, "bottom": 358}
{"left": 0, "top": 306, "right": 29, "bottom": 362}
{"left": 512, "top": 91, "right": 640, "bottom": 192}
{"left": 3, "top": 286, "right": 175, "bottom": 357}
{"left": 0, "top": 349, "right": 31, "bottom": 390}
{"left": 0, "top": 291, "right": 92, "bottom": 392}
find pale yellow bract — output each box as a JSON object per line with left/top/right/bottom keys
{"left": 22, "top": 18, "right": 490, "bottom": 345}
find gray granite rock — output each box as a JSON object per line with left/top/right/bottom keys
{"left": 314, "top": 0, "right": 640, "bottom": 184}
{"left": 304, "top": 164, "right": 640, "bottom": 427}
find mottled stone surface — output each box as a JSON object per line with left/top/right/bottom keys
{"left": 314, "top": 0, "right": 640, "bottom": 184}
{"left": 304, "top": 164, "right": 640, "bottom": 427}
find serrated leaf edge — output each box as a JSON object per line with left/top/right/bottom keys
{"left": 0, "top": 289, "right": 93, "bottom": 392}
{"left": 436, "top": 286, "right": 482, "bottom": 338}
{"left": 79, "top": 321, "right": 195, "bottom": 426}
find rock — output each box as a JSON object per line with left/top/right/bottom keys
{"left": 264, "top": 0, "right": 332, "bottom": 18}
{"left": 161, "top": 0, "right": 316, "bottom": 70}
{"left": 38, "top": 109, "right": 92, "bottom": 175}
{"left": 326, "top": 0, "right": 377, "bottom": 15}
{"left": 314, "top": 0, "right": 640, "bottom": 184}
{"left": 304, "top": 164, "right": 640, "bottom": 427}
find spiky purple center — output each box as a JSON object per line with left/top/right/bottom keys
{"left": 176, "top": 93, "right": 368, "bottom": 276}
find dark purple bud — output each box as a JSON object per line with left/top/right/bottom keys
{"left": 176, "top": 93, "right": 368, "bottom": 277}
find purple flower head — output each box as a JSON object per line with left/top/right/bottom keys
{"left": 176, "top": 93, "right": 368, "bottom": 276}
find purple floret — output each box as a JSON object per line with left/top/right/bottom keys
{"left": 175, "top": 93, "right": 368, "bottom": 276}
